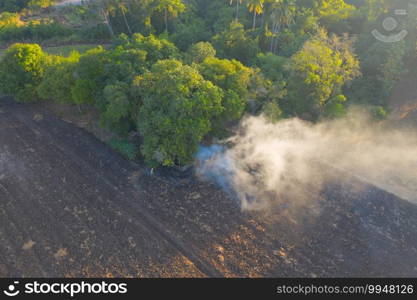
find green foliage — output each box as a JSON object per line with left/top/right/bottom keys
{"left": 1, "top": 0, "right": 415, "bottom": 168}
{"left": 302, "top": 0, "right": 355, "bottom": 28}
{"left": 37, "top": 52, "right": 80, "bottom": 103}
{"left": 0, "top": 17, "right": 72, "bottom": 43}
{"left": 71, "top": 47, "right": 107, "bottom": 105}
{"left": 108, "top": 138, "right": 138, "bottom": 160}
{"left": 255, "top": 52, "right": 288, "bottom": 82}
{"left": 70, "top": 43, "right": 147, "bottom": 106}
{"left": 0, "top": 0, "right": 31, "bottom": 12}
{"left": 0, "top": 43, "right": 46, "bottom": 101}
{"left": 44, "top": 44, "right": 99, "bottom": 57}
{"left": 348, "top": 36, "right": 406, "bottom": 107}
{"left": 100, "top": 82, "right": 131, "bottom": 134}
{"left": 185, "top": 41, "right": 216, "bottom": 64}
{"left": 154, "top": 0, "right": 186, "bottom": 32}
{"left": 371, "top": 105, "right": 388, "bottom": 121}
{"left": 212, "top": 21, "right": 260, "bottom": 64}
{"left": 284, "top": 29, "right": 359, "bottom": 119}
{"left": 171, "top": 16, "right": 211, "bottom": 51}
{"left": 323, "top": 94, "right": 347, "bottom": 119}
{"left": 262, "top": 101, "right": 283, "bottom": 122}
{"left": 198, "top": 57, "right": 253, "bottom": 132}
{"left": 136, "top": 59, "right": 223, "bottom": 166}
{"left": 118, "top": 33, "right": 179, "bottom": 65}
{"left": 28, "top": 0, "right": 55, "bottom": 10}
{"left": 0, "top": 12, "right": 21, "bottom": 28}
{"left": 199, "top": 57, "right": 252, "bottom": 99}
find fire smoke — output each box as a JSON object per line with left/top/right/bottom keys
{"left": 196, "top": 109, "right": 417, "bottom": 210}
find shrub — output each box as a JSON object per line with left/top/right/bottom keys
{"left": 37, "top": 52, "right": 80, "bottom": 103}
{"left": 0, "top": 43, "right": 47, "bottom": 101}
{"left": 108, "top": 138, "right": 138, "bottom": 160}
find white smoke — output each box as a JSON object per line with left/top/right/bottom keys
{"left": 196, "top": 109, "right": 417, "bottom": 210}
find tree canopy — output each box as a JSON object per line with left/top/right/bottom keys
{"left": 0, "top": 0, "right": 414, "bottom": 165}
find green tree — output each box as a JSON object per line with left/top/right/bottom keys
{"left": 247, "top": 0, "right": 264, "bottom": 29}
{"left": 135, "top": 59, "right": 223, "bottom": 166}
{"left": 0, "top": 12, "right": 21, "bottom": 28}
{"left": 71, "top": 47, "right": 108, "bottom": 105}
{"left": 185, "top": 41, "right": 216, "bottom": 64}
{"left": 267, "top": 0, "right": 296, "bottom": 53}
{"left": 155, "top": 0, "right": 186, "bottom": 32}
{"left": 37, "top": 52, "right": 80, "bottom": 104}
{"left": 100, "top": 81, "right": 132, "bottom": 133}
{"left": 230, "top": 0, "right": 244, "bottom": 21}
{"left": 115, "top": 0, "right": 132, "bottom": 35}
{"left": 199, "top": 57, "right": 253, "bottom": 133}
{"left": 93, "top": 0, "right": 117, "bottom": 37}
{"left": 256, "top": 52, "right": 288, "bottom": 82}
{"left": 348, "top": 36, "right": 406, "bottom": 107}
{"left": 126, "top": 33, "right": 179, "bottom": 65}
{"left": 0, "top": 43, "right": 46, "bottom": 101}
{"left": 212, "top": 20, "right": 260, "bottom": 64}
{"left": 28, "top": 0, "right": 55, "bottom": 11}
{"left": 284, "top": 29, "right": 359, "bottom": 119}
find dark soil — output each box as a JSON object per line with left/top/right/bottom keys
{"left": 1, "top": 98, "right": 417, "bottom": 277}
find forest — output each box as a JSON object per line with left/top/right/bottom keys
{"left": 0, "top": 0, "right": 415, "bottom": 167}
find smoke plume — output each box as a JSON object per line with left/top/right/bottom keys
{"left": 196, "top": 109, "right": 417, "bottom": 210}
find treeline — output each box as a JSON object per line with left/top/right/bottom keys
{"left": 0, "top": 0, "right": 415, "bottom": 167}
{"left": 0, "top": 2, "right": 110, "bottom": 44}
{"left": 0, "top": 12, "right": 74, "bottom": 42}
{"left": 0, "top": 37, "right": 254, "bottom": 166}
{"left": 0, "top": 0, "right": 56, "bottom": 12}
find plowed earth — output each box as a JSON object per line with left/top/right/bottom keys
{"left": 1, "top": 99, "right": 416, "bottom": 277}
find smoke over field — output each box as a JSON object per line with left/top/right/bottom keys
{"left": 197, "top": 110, "right": 417, "bottom": 210}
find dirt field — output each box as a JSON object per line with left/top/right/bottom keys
{"left": 1, "top": 98, "right": 417, "bottom": 277}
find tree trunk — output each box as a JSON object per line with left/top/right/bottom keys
{"left": 252, "top": 11, "right": 257, "bottom": 29}
{"left": 272, "top": 22, "right": 279, "bottom": 53}
{"left": 121, "top": 9, "right": 132, "bottom": 35}
{"left": 164, "top": 7, "right": 168, "bottom": 32}
{"left": 236, "top": 1, "right": 239, "bottom": 21}
{"left": 270, "top": 22, "right": 276, "bottom": 52}
{"left": 261, "top": 10, "right": 265, "bottom": 27}
{"left": 102, "top": 8, "right": 114, "bottom": 37}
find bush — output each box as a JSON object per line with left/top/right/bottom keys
{"left": 0, "top": 43, "right": 47, "bottom": 101}
{"left": 77, "top": 24, "right": 111, "bottom": 40}
{"left": 0, "top": 18, "right": 73, "bottom": 43}
{"left": 71, "top": 47, "right": 108, "bottom": 105}
{"left": 37, "top": 52, "right": 80, "bottom": 103}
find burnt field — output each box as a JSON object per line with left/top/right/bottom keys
{"left": 0, "top": 98, "right": 417, "bottom": 277}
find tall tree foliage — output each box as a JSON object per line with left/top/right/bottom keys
{"left": 135, "top": 59, "right": 223, "bottom": 166}
{"left": 0, "top": 43, "right": 47, "bottom": 101}
{"left": 284, "top": 29, "right": 360, "bottom": 119}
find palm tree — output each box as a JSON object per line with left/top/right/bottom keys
{"left": 230, "top": 0, "right": 244, "bottom": 21}
{"left": 156, "top": 0, "right": 185, "bottom": 32}
{"left": 269, "top": 0, "right": 295, "bottom": 52}
{"left": 247, "top": 0, "right": 264, "bottom": 29}
{"left": 115, "top": 0, "right": 132, "bottom": 35}
{"left": 100, "top": 0, "right": 117, "bottom": 37}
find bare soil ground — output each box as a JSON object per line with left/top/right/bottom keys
{"left": 1, "top": 98, "right": 417, "bottom": 277}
